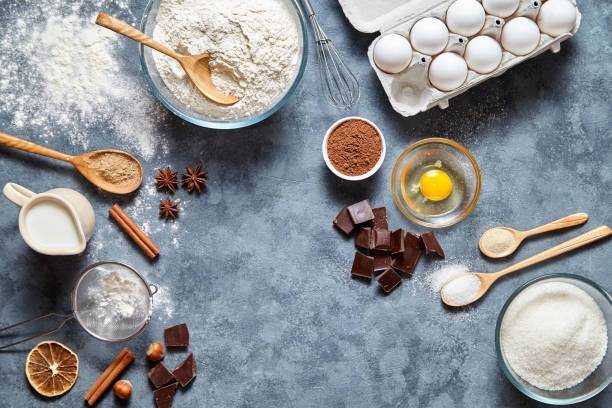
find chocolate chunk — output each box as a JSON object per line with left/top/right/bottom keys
{"left": 350, "top": 251, "right": 373, "bottom": 279}
{"left": 376, "top": 268, "right": 402, "bottom": 293}
{"left": 373, "top": 229, "right": 391, "bottom": 250}
{"left": 391, "top": 232, "right": 422, "bottom": 275}
{"left": 391, "top": 229, "right": 405, "bottom": 254}
{"left": 354, "top": 227, "right": 373, "bottom": 249}
{"left": 149, "top": 362, "right": 175, "bottom": 389}
{"left": 347, "top": 200, "right": 375, "bottom": 225}
{"left": 372, "top": 250, "right": 392, "bottom": 271}
{"left": 421, "top": 231, "right": 445, "bottom": 258}
{"left": 371, "top": 207, "right": 388, "bottom": 230}
{"left": 164, "top": 323, "right": 189, "bottom": 347}
{"left": 172, "top": 352, "right": 197, "bottom": 387}
{"left": 333, "top": 206, "right": 355, "bottom": 235}
{"left": 153, "top": 382, "right": 178, "bottom": 408}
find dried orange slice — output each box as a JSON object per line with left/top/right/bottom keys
{"left": 25, "top": 341, "right": 79, "bottom": 397}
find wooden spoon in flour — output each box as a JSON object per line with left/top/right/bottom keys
{"left": 95, "top": 13, "right": 240, "bottom": 106}
{"left": 0, "top": 132, "right": 143, "bottom": 194}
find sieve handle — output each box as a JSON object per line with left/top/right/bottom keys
{"left": 0, "top": 313, "right": 73, "bottom": 350}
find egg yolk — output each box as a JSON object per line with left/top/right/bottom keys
{"left": 419, "top": 169, "right": 452, "bottom": 201}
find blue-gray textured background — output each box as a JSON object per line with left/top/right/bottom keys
{"left": 0, "top": 0, "right": 610, "bottom": 407}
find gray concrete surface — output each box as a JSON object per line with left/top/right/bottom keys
{"left": 0, "top": 0, "right": 610, "bottom": 407}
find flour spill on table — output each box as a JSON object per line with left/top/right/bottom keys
{"left": 152, "top": 284, "right": 176, "bottom": 321}
{"left": 0, "top": 1, "right": 169, "bottom": 160}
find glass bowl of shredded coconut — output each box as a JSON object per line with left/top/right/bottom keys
{"left": 495, "top": 274, "right": 612, "bottom": 404}
{"left": 139, "top": 0, "right": 308, "bottom": 129}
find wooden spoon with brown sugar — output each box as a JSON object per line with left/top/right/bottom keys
{"left": 0, "top": 132, "right": 142, "bottom": 194}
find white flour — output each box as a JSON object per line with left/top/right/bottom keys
{"left": 152, "top": 0, "right": 300, "bottom": 119}
{"left": 501, "top": 281, "right": 607, "bottom": 391}
{"left": 0, "top": 2, "right": 168, "bottom": 159}
{"left": 87, "top": 271, "right": 149, "bottom": 325}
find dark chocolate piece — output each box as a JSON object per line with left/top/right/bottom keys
{"left": 391, "top": 232, "right": 422, "bottom": 275}
{"left": 376, "top": 268, "right": 402, "bottom": 293}
{"left": 354, "top": 227, "right": 373, "bottom": 249}
{"left": 149, "top": 362, "right": 175, "bottom": 389}
{"left": 371, "top": 207, "right": 388, "bottom": 230}
{"left": 372, "top": 250, "right": 392, "bottom": 271}
{"left": 172, "top": 352, "right": 197, "bottom": 387}
{"left": 350, "top": 251, "right": 373, "bottom": 279}
{"left": 373, "top": 229, "right": 391, "bottom": 250}
{"left": 164, "top": 323, "right": 189, "bottom": 347}
{"left": 153, "top": 382, "right": 178, "bottom": 408}
{"left": 391, "top": 229, "right": 404, "bottom": 255}
{"left": 333, "top": 206, "right": 355, "bottom": 235}
{"left": 421, "top": 231, "right": 445, "bottom": 258}
{"left": 347, "top": 200, "right": 375, "bottom": 225}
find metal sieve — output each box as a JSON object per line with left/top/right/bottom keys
{"left": 0, "top": 261, "right": 156, "bottom": 349}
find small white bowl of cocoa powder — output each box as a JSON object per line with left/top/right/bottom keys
{"left": 322, "top": 117, "right": 386, "bottom": 181}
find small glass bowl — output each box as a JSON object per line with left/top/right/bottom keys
{"left": 495, "top": 274, "right": 612, "bottom": 405}
{"left": 138, "top": 0, "right": 308, "bottom": 129}
{"left": 391, "top": 138, "right": 480, "bottom": 228}
{"left": 322, "top": 117, "right": 386, "bottom": 181}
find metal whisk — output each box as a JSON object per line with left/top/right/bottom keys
{"left": 301, "top": 0, "right": 360, "bottom": 109}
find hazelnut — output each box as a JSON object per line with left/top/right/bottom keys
{"left": 146, "top": 342, "right": 165, "bottom": 362}
{"left": 113, "top": 380, "right": 132, "bottom": 399}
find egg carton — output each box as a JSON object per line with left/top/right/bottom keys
{"left": 338, "top": 0, "right": 581, "bottom": 117}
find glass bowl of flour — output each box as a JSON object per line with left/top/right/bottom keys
{"left": 495, "top": 274, "right": 612, "bottom": 404}
{"left": 139, "top": 0, "right": 308, "bottom": 129}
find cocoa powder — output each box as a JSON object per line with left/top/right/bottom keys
{"left": 327, "top": 119, "right": 382, "bottom": 176}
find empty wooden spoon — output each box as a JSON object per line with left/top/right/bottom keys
{"left": 442, "top": 225, "right": 612, "bottom": 307}
{"left": 479, "top": 212, "right": 588, "bottom": 258}
{"left": 0, "top": 132, "right": 142, "bottom": 194}
{"left": 95, "top": 13, "right": 240, "bottom": 106}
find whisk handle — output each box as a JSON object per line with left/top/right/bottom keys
{"left": 300, "top": 0, "right": 316, "bottom": 17}
{"left": 0, "top": 313, "right": 73, "bottom": 350}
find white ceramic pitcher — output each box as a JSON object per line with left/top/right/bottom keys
{"left": 3, "top": 183, "right": 95, "bottom": 255}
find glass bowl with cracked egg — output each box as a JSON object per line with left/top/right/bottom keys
{"left": 139, "top": 0, "right": 308, "bottom": 129}
{"left": 495, "top": 274, "right": 612, "bottom": 404}
{"left": 391, "top": 138, "right": 480, "bottom": 228}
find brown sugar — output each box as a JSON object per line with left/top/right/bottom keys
{"left": 84, "top": 152, "right": 141, "bottom": 186}
{"left": 327, "top": 119, "right": 382, "bottom": 176}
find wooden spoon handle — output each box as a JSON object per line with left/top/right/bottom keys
{"left": 0, "top": 132, "right": 72, "bottom": 162}
{"left": 496, "top": 225, "right": 612, "bottom": 278}
{"left": 95, "top": 13, "right": 182, "bottom": 61}
{"left": 525, "top": 212, "right": 588, "bottom": 236}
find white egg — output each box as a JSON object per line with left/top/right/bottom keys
{"left": 410, "top": 17, "right": 449, "bottom": 55}
{"left": 446, "top": 0, "right": 486, "bottom": 37}
{"left": 464, "top": 36, "right": 503, "bottom": 74}
{"left": 482, "top": 0, "right": 520, "bottom": 18}
{"left": 373, "top": 34, "right": 413, "bottom": 74}
{"left": 537, "top": 0, "right": 577, "bottom": 37}
{"left": 501, "top": 17, "right": 540, "bottom": 55}
{"left": 428, "top": 52, "right": 468, "bottom": 92}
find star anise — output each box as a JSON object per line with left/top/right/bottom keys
{"left": 155, "top": 167, "right": 179, "bottom": 192}
{"left": 182, "top": 163, "right": 208, "bottom": 193}
{"left": 159, "top": 197, "right": 179, "bottom": 220}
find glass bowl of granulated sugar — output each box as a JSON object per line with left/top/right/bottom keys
{"left": 495, "top": 274, "right": 612, "bottom": 404}
{"left": 139, "top": 0, "right": 308, "bottom": 129}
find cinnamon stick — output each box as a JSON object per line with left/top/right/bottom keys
{"left": 86, "top": 348, "right": 135, "bottom": 405}
{"left": 109, "top": 204, "right": 160, "bottom": 259}
{"left": 84, "top": 348, "right": 129, "bottom": 401}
